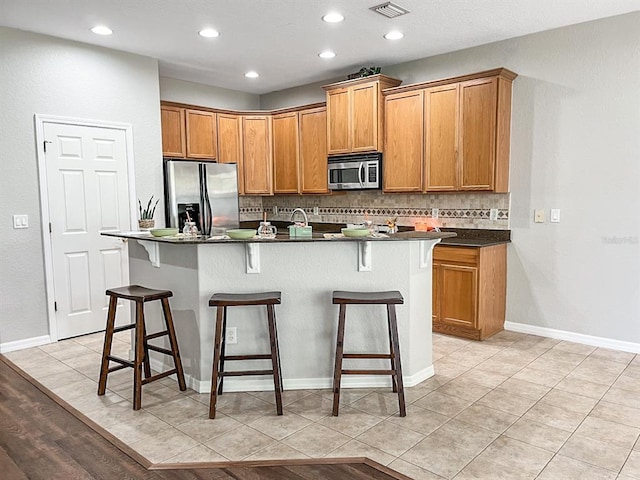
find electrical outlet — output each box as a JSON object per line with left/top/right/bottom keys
{"left": 13, "top": 214, "right": 28, "bottom": 229}
{"left": 534, "top": 209, "right": 545, "bottom": 223}
{"left": 550, "top": 208, "right": 561, "bottom": 223}
{"left": 313, "top": 206, "right": 319, "bottom": 216}
{"left": 272, "top": 206, "right": 278, "bottom": 215}
{"left": 226, "top": 327, "right": 237, "bottom": 344}
{"left": 431, "top": 208, "right": 439, "bottom": 218}
{"left": 489, "top": 209, "right": 498, "bottom": 221}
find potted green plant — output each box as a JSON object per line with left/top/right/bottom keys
{"left": 138, "top": 196, "right": 159, "bottom": 230}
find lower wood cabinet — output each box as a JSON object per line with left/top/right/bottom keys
{"left": 432, "top": 244, "right": 507, "bottom": 340}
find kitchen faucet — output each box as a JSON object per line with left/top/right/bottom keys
{"left": 290, "top": 208, "right": 308, "bottom": 227}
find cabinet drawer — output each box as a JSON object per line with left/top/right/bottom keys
{"left": 434, "top": 245, "right": 478, "bottom": 265}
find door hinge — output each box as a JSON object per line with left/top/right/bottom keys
{"left": 54, "top": 301, "right": 58, "bottom": 312}
{"left": 44, "top": 140, "right": 52, "bottom": 153}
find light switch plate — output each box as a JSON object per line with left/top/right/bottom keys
{"left": 550, "top": 209, "right": 561, "bottom": 223}
{"left": 13, "top": 214, "right": 28, "bottom": 229}
{"left": 534, "top": 209, "right": 545, "bottom": 223}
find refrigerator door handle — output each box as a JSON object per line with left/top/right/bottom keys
{"left": 200, "top": 163, "right": 213, "bottom": 236}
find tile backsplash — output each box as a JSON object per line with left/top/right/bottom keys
{"left": 240, "top": 191, "right": 510, "bottom": 229}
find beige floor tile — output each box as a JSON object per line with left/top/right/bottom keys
{"left": 248, "top": 389, "right": 315, "bottom": 406}
{"left": 280, "top": 423, "right": 351, "bottom": 457}
{"left": 620, "top": 450, "right": 640, "bottom": 479}
{"left": 504, "top": 417, "right": 571, "bottom": 452}
{"left": 348, "top": 391, "right": 402, "bottom": 418}
{"left": 435, "top": 377, "right": 492, "bottom": 402}
{"left": 384, "top": 404, "right": 449, "bottom": 436}
{"left": 559, "top": 433, "right": 631, "bottom": 472}
{"left": 42, "top": 342, "right": 93, "bottom": 360}
{"left": 590, "top": 401, "right": 640, "bottom": 429}
{"left": 476, "top": 357, "right": 527, "bottom": 377}
{"left": 625, "top": 365, "right": 640, "bottom": 380}
{"left": 511, "top": 366, "right": 566, "bottom": 388}
{"left": 50, "top": 377, "right": 99, "bottom": 401}
{"left": 248, "top": 411, "right": 312, "bottom": 440}
{"left": 245, "top": 442, "right": 309, "bottom": 461}
{"left": 472, "top": 436, "right": 553, "bottom": 477}
{"left": 541, "top": 388, "right": 598, "bottom": 414}
{"left": 146, "top": 396, "right": 208, "bottom": 426}
{"left": 536, "top": 454, "right": 617, "bottom": 480}
{"left": 568, "top": 358, "right": 627, "bottom": 387}
{"left": 454, "top": 455, "right": 536, "bottom": 480}
{"left": 602, "top": 387, "right": 640, "bottom": 410}
{"left": 72, "top": 390, "right": 128, "bottom": 414}
{"left": 328, "top": 439, "right": 395, "bottom": 465}
{"left": 113, "top": 381, "right": 184, "bottom": 408}
{"left": 475, "top": 389, "right": 537, "bottom": 416}
{"left": 489, "top": 346, "right": 542, "bottom": 365}
{"left": 24, "top": 358, "right": 74, "bottom": 379}
{"left": 558, "top": 434, "right": 631, "bottom": 472}
{"left": 457, "top": 367, "right": 509, "bottom": 389}
{"left": 287, "top": 393, "right": 335, "bottom": 422}
{"left": 538, "top": 348, "right": 587, "bottom": 367}
{"left": 522, "top": 401, "right": 587, "bottom": 432}
{"left": 555, "top": 376, "right": 609, "bottom": 399}
{"left": 614, "top": 369, "right": 640, "bottom": 394}
{"left": 317, "top": 405, "right": 383, "bottom": 437}
{"left": 442, "top": 348, "right": 493, "bottom": 369}
{"left": 387, "top": 458, "right": 444, "bottom": 479}
{"left": 575, "top": 416, "right": 640, "bottom": 449}
{"left": 527, "top": 356, "right": 578, "bottom": 376}
{"left": 355, "top": 419, "right": 424, "bottom": 457}
{"left": 205, "top": 425, "right": 276, "bottom": 460}
{"left": 455, "top": 404, "right": 519, "bottom": 433}
{"left": 434, "top": 359, "right": 472, "bottom": 378}
{"left": 399, "top": 419, "right": 498, "bottom": 478}
{"left": 494, "top": 378, "right": 551, "bottom": 401}
{"left": 60, "top": 351, "right": 102, "bottom": 369}
{"left": 35, "top": 368, "right": 88, "bottom": 389}
{"left": 317, "top": 387, "right": 376, "bottom": 406}
{"left": 590, "top": 348, "right": 636, "bottom": 365}
{"left": 130, "top": 426, "right": 199, "bottom": 463}
{"left": 105, "top": 410, "right": 174, "bottom": 445}
{"left": 414, "top": 391, "right": 473, "bottom": 417}
{"left": 552, "top": 341, "right": 596, "bottom": 356}
{"left": 175, "top": 413, "right": 242, "bottom": 443}
{"left": 71, "top": 332, "right": 105, "bottom": 345}
{"left": 164, "top": 444, "right": 228, "bottom": 463}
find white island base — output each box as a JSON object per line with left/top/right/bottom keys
{"left": 127, "top": 237, "right": 440, "bottom": 394}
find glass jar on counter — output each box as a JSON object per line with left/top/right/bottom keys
{"left": 183, "top": 221, "right": 198, "bottom": 236}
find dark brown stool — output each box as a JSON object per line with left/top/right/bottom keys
{"left": 332, "top": 290, "right": 406, "bottom": 417}
{"left": 98, "top": 285, "right": 187, "bottom": 410}
{"left": 208, "top": 292, "right": 283, "bottom": 419}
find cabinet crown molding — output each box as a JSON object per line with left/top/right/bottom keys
{"left": 322, "top": 74, "right": 402, "bottom": 91}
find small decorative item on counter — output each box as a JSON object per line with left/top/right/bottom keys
{"left": 138, "top": 195, "right": 159, "bottom": 230}
{"left": 386, "top": 217, "right": 398, "bottom": 234}
{"left": 415, "top": 218, "right": 442, "bottom": 232}
{"left": 258, "top": 221, "right": 277, "bottom": 237}
{"left": 183, "top": 222, "right": 198, "bottom": 236}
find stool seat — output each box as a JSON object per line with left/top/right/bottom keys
{"left": 106, "top": 285, "right": 173, "bottom": 302}
{"left": 209, "top": 292, "right": 281, "bottom": 307}
{"left": 333, "top": 290, "right": 404, "bottom": 305}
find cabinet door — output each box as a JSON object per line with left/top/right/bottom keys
{"left": 459, "top": 78, "right": 497, "bottom": 190}
{"left": 242, "top": 116, "right": 272, "bottom": 195}
{"left": 217, "top": 113, "right": 244, "bottom": 194}
{"left": 185, "top": 110, "right": 217, "bottom": 160}
{"left": 160, "top": 106, "right": 185, "bottom": 157}
{"left": 383, "top": 90, "right": 423, "bottom": 192}
{"left": 440, "top": 264, "right": 478, "bottom": 328}
{"left": 351, "top": 82, "right": 378, "bottom": 152}
{"left": 327, "top": 88, "right": 351, "bottom": 155}
{"left": 424, "top": 84, "right": 459, "bottom": 191}
{"left": 272, "top": 112, "right": 300, "bottom": 194}
{"left": 432, "top": 262, "right": 440, "bottom": 323}
{"left": 299, "top": 107, "right": 328, "bottom": 194}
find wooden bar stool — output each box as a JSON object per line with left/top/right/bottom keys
{"left": 98, "top": 285, "right": 187, "bottom": 410}
{"left": 208, "top": 292, "right": 283, "bottom": 419}
{"left": 332, "top": 290, "right": 406, "bottom": 417}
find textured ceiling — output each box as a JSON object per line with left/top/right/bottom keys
{"left": 1, "top": 0, "right": 639, "bottom": 94}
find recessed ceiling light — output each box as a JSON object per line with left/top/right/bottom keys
{"left": 322, "top": 12, "right": 344, "bottom": 23}
{"left": 384, "top": 31, "right": 404, "bottom": 40}
{"left": 245, "top": 71, "right": 259, "bottom": 78}
{"left": 198, "top": 28, "right": 219, "bottom": 38}
{"left": 319, "top": 50, "right": 336, "bottom": 59}
{"left": 91, "top": 25, "right": 113, "bottom": 36}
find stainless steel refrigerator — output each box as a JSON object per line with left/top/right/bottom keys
{"left": 163, "top": 159, "right": 239, "bottom": 236}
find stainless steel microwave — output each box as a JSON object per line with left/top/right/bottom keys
{"left": 328, "top": 153, "right": 382, "bottom": 190}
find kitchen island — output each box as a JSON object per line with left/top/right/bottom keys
{"left": 104, "top": 230, "right": 454, "bottom": 394}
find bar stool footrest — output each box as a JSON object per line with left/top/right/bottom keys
{"left": 224, "top": 354, "right": 272, "bottom": 361}
{"left": 107, "top": 356, "right": 133, "bottom": 368}
{"left": 113, "top": 323, "right": 136, "bottom": 333}
{"left": 141, "top": 369, "right": 178, "bottom": 385}
{"left": 145, "top": 330, "right": 170, "bottom": 340}
{"left": 343, "top": 353, "right": 393, "bottom": 359}
{"left": 342, "top": 369, "right": 397, "bottom": 375}
{"left": 147, "top": 344, "right": 174, "bottom": 356}
{"left": 220, "top": 369, "right": 274, "bottom": 377}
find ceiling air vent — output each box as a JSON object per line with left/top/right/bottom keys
{"left": 370, "top": 2, "right": 410, "bottom": 18}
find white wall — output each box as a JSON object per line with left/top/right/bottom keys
{"left": 160, "top": 77, "right": 259, "bottom": 110}
{"left": 0, "top": 27, "right": 164, "bottom": 346}
{"left": 261, "top": 13, "right": 640, "bottom": 346}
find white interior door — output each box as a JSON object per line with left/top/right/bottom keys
{"left": 44, "top": 121, "right": 132, "bottom": 339}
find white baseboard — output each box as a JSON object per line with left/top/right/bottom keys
{"left": 505, "top": 321, "right": 640, "bottom": 354}
{"left": 0, "top": 335, "right": 52, "bottom": 354}
{"left": 150, "top": 357, "right": 435, "bottom": 394}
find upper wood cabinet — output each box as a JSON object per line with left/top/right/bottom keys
{"left": 299, "top": 107, "right": 328, "bottom": 194}
{"left": 383, "top": 68, "right": 516, "bottom": 193}
{"left": 323, "top": 75, "right": 401, "bottom": 156}
{"left": 383, "top": 90, "right": 424, "bottom": 193}
{"left": 217, "top": 113, "right": 244, "bottom": 194}
{"left": 185, "top": 109, "right": 217, "bottom": 160}
{"left": 160, "top": 106, "right": 185, "bottom": 157}
{"left": 272, "top": 112, "right": 300, "bottom": 194}
{"left": 242, "top": 115, "right": 273, "bottom": 195}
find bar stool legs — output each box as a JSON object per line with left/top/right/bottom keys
{"left": 332, "top": 290, "right": 406, "bottom": 417}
